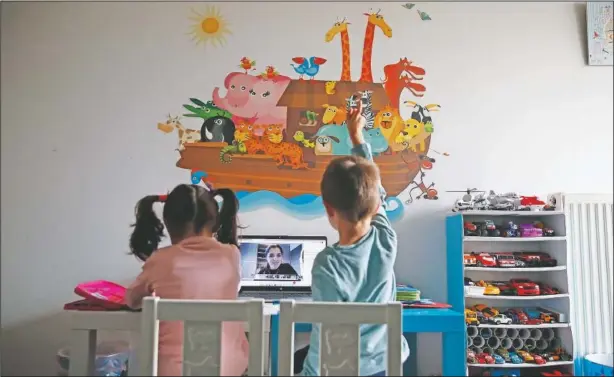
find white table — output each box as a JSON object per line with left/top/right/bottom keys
{"left": 68, "top": 305, "right": 278, "bottom": 376}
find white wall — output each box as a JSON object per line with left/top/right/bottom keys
{"left": 1, "top": 2, "right": 612, "bottom": 375}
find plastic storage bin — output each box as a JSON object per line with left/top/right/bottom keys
{"left": 584, "top": 353, "right": 613, "bottom": 376}
{"left": 56, "top": 341, "right": 130, "bottom": 376}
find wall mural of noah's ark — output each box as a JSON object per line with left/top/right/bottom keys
{"left": 156, "top": 6, "right": 449, "bottom": 222}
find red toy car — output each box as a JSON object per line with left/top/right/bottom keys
{"left": 532, "top": 353, "right": 546, "bottom": 365}
{"left": 538, "top": 283, "right": 560, "bottom": 295}
{"left": 521, "top": 196, "right": 546, "bottom": 207}
{"left": 495, "top": 253, "right": 517, "bottom": 268}
{"left": 476, "top": 352, "right": 495, "bottom": 364}
{"left": 509, "top": 279, "right": 540, "bottom": 295}
{"left": 525, "top": 318, "right": 543, "bottom": 325}
{"left": 491, "top": 281, "right": 516, "bottom": 295}
{"left": 464, "top": 222, "right": 479, "bottom": 236}
{"left": 517, "top": 252, "right": 557, "bottom": 267}
{"left": 473, "top": 252, "right": 497, "bottom": 267}
{"left": 504, "top": 308, "right": 529, "bottom": 324}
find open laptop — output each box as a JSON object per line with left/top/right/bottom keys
{"left": 238, "top": 235, "right": 327, "bottom": 302}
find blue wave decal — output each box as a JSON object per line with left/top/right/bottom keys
{"left": 237, "top": 190, "right": 405, "bottom": 223}
{"left": 191, "top": 171, "right": 405, "bottom": 222}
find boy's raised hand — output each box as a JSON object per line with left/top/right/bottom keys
{"left": 347, "top": 92, "right": 366, "bottom": 145}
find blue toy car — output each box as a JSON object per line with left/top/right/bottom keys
{"left": 492, "top": 353, "right": 505, "bottom": 364}
{"left": 508, "top": 351, "right": 523, "bottom": 364}
{"left": 500, "top": 221, "right": 520, "bottom": 237}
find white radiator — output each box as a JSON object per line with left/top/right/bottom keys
{"left": 565, "top": 193, "right": 613, "bottom": 373}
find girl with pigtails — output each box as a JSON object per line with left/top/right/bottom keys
{"left": 125, "top": 183, "right": 248, "bottom": 376}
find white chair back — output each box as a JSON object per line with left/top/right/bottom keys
{"left": 138, "top": 297, "right": 265, "bottom": 376}
{"left": 277, "top": 300, "right": 403, "bottom": 376}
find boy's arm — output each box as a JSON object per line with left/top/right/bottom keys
{"left": 350, "top": 143, "right": 394, "bottom": 233}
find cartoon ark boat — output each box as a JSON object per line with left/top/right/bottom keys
{"left": 177, "top": 80, "right": 429, "bottom": 198}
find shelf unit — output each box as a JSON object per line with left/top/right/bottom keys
{"left": 446, "top": 210, "right": 575, "bottom": 376}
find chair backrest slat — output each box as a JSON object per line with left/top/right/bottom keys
{"left": 319, "top": 323, "right": 360, "bottom": 376}
{"left": 277, "top": 300, "right": 403, "bottom": 377}
{"left": 138, "top": 297, "right": 265, "bottom": 376}
{"left": 183, "top": 321, "right": 222, "bottom": 376}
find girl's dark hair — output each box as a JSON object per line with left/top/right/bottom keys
{"left": 266, "top": 244, "right": 283, "bottom": 255}
{"left": 129, "top": 184, "right": 240, "bottom": 261}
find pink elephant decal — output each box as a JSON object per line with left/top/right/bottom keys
{"left": 212, "top": 72, "right": 291, "bottom": 130}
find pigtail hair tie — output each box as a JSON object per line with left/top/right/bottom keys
{"left": 157, "top": 194, "right": 168, "bottom": 202}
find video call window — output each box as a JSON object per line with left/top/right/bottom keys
{"left": 240, "top": 243, "right": 303, "bottom": 282}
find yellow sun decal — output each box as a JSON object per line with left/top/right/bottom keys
{"left": 187, "top": 5, "right": 232, "bottom": 48}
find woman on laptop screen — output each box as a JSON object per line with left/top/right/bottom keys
{"left": 257, "top": 244, "right": 299, "bottom": 276}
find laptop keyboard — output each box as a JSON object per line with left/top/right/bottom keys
{"left": 240, "top": 291, "right": 312, "bottom": 301}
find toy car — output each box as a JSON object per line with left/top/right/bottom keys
{"left": 539, "top": 283, "right": 560, "bottom": 296}
{"left": 504, "top": 308, "right": 529, "bottom": 324}
{"left": 464, "top": 254, "right": 478, "bottom": 266}
{"left": 551, "top": 347, "right": 572, "bottom": 361}
{"left": 467, "top": 348, "right": 477, "bottom": 364}
{"left": 477, "top": 280, "right": 501, "bottom": 295}
{"left": 500, "top": 221, "right": 520, "bottom": 237}
{"left": 517, "top": 349, "right": 535, "bottom": 363}
{"left": 520, "top": 196, "right": 546, "bottom": 210}
{"left": 519, "top": 223, "right": 543, "bottom": 237}
{"left": 510, "top": 279, "right": 540, "bottom": 295}
{"left": 525, "top": 318, "right": 544, "bottom": 325}
{"left": 491, "top": 281, "right": 516, "bottom": 296}
{"left": 532, "top": 221, "right": 555, "bottom": 236}
{"left": 476, "top": 352, "right": 495, "bottom": 364}
{"left": 541, "top": 371, "right": 572, "bottom": 377}
{"left": 496, "top": 348, "right": 511, "bottom": 363}
{"left": 531, "top": 353, "right": 546, "bottom": 365}
{"left": 495, "top": 253, "right": 517, "bottom": 268}
{"left": 464, "top": 222, "right": 480, "bottom": 236}
{"left": 492, "top": 353, "right": 505, "bottom": 364}
{"left": 489, "top": 314, "right": 512, "bottom": 325}
{"left": 472, "top": 304, "right": 499, "bottom": 318}
{"left": 516, "top": 253, "right": 542, "bottom": 267}
{"left": 473, "top": 252, "right": 497, "bottom": 267}
{"left": 465, "top": 277, "right": 475, "bottom": 286}
{"left": 508, "top": 352, "right": 523, "bottom": 364}
{"left": 465, "top": 308, "right": 480, "bottom": 325}
{"left": 535, "top": 252, "right": 557, "bottom": 267}
{"left": 475, "top": 220, "right": 501, "bottom": 237}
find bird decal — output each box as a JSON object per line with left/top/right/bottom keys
{"left": 290, "top": 56, "right": 327, "bottom": 80}
{"left": 239, "top": 57, "right": 256, "bottom": 73}
{"left": 401, "top": 3, "right": 415, "bottom": 10}
{"left": 417, "top": 9, "right": 432, "bottom": 21}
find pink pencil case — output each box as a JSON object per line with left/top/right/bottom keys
{"left": 73, "top": 280, "right": 128, "bottom": 310}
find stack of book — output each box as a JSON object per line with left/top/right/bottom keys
{"left": 396, "top": 284, "right": 421, "bottom": 302}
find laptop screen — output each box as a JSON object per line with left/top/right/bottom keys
{"left": 238, "top": 236, "right": 326, "bottom": 289}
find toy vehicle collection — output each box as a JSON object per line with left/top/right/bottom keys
{"left": 465, "top": 306, "right": 563, "bottom": 326}
{"left": 450, "top": 190, "right": 554, "bottom": 212}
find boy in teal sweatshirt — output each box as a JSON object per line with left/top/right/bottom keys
{"left": 295, "top": 93, "right": 409, "bottom": 376}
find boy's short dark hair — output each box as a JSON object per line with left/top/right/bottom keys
{"left": 320, "top": 156, "right": 381, "bottom": 223}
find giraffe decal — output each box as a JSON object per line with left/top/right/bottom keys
{"left": 359, "top": 9, "right": 392, "bottom": 83}
{"left": 325, "top": 17, "right": 352, "bottom": 82}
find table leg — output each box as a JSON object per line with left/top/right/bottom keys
{"left": 126, "top": 331, "right": 139, "bottom": 376}
{"left": 442, "top": 331, "right": 467, "bottom": 376}
{"left": 69, "top": 329, "right": 97, "bottom": 376}
{"left": 403, "top": 333, "right": 417, "bottom": 376}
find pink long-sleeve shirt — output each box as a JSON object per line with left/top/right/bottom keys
{"left": 125, "top": 236, "right": 248, "bottom": 376}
